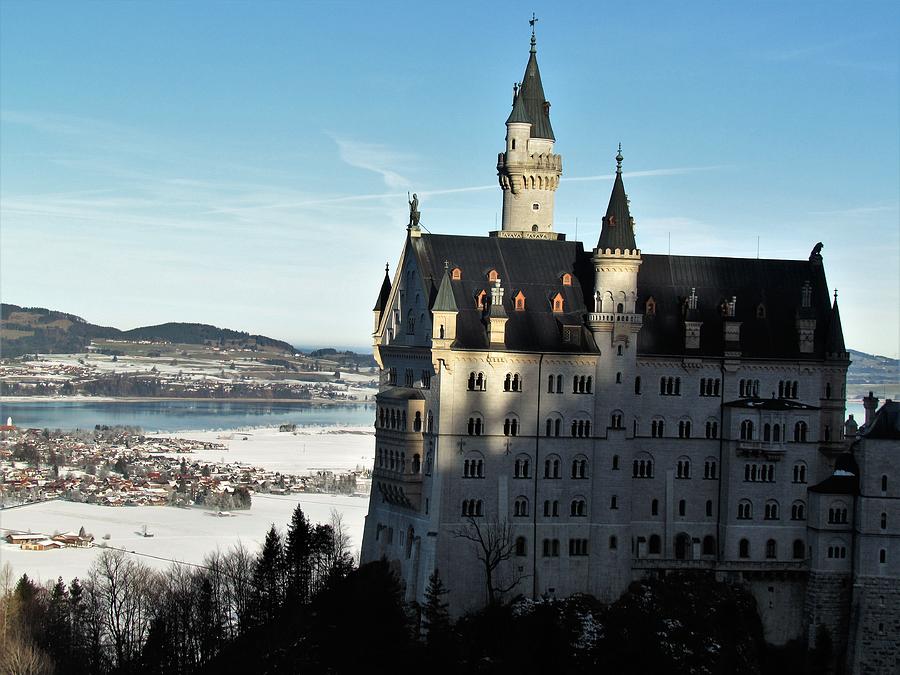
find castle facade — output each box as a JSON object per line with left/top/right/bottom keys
{"left": 361, "top": 32, "right": 899, "bottom": 673}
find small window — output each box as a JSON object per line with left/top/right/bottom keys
{"left": 739, "top": 539, "right": 750, "bottom": 559}
{"left": 514, "top": 291, "right": 526, "bottom": 311}
{"left": 561, "top": 273, "right": 572, "bottom": 286}
{"left": 488, "top": 269, "right": 499, "bottom": 283}
{"left": 645, "top": 297, "right": 656, "bottom": 316}
{"left": 451, "top": 267, "right": 462, "bottom": 280}
{"left": 651, "top": 499, "right": 659, "bottom": 516}
{"left": 609, "top": 536, "right": 617, "bottom": 550}
{"left": 552, "top": 292, "right": 565, "bottom": 313}
{"left": 532, "top": 203, "right": 540, "bottom": 211}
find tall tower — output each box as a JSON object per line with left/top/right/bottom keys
{"left": 495, "top": 27, "right": 562, "bottom": 239}
{"left": 588, "top": 147, "right": 643, "bottom": 347}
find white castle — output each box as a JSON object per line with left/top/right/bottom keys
{"left": 361, "top": 29, "right": 899, "bottom": 673}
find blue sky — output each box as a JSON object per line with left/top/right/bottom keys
{"left": 1, "top": 1, "right": 898, "bottom": 356}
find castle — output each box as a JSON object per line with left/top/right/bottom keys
{"left": 360, "top": 29, "right": 899, "bottom": 673}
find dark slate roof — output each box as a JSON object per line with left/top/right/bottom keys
{"left": 432, "top": 266, "right": 458, "bottom": 312}
{"left": 724, "top": 397, "right": 820, "bottom": 411}
{"left": 514, "top": 44, "right": 555, "bottom": 140}
{"left": 825, "top": 299, "right": 847, "bottom": 357}
{"left": 597, "top": 163, "right": 636, "bottom": 252}
{"left": 861, "top": 400, "right": 900, "bottom": 440}
{"left": 506, "top": 87, "right": 530, "bottom": 125}
{"left": 410, "top": 232, "right": 840, "bottom": 358}
{"left": 809, "top": 471, "right": 859, "bottom": 495}
{"left": 636, "top": 254, "right": 836, "bottom": 359}
{"left": 413, "top": 234, "right": 592, "bottom": 351}
{"left": 373, "top": 267, "right": 391, "bottom": 312}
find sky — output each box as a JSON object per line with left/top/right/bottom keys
{"left": 1, "top": 2, "right": 898, "bottom": 356}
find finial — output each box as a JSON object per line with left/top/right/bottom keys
{"left": 385, "top": 262, "right": 389, "bottom": 274}
{"left": 444, "top": 260, "right": 450, "bottom": 271}
{"left": 529, "top": 13, "right": 538, "bottom": 52}
{"left": 615, "top": 143, "right": 623, "bottom": 174}
{"left": 833, "top": 288, "right": 838, "bottom": 303}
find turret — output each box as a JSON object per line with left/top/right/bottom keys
{"left": 486, "top": 279, "right": 508, "bottom": 347}
{"left": 587, "top": 147, "right": 642, "bottom": 347}
{"left": 495, "top": 28, "right": 562, "bottom": 238}
{"left": 373, "top": 263, "right": 392, "bottom": 333}
{"left": 431, "top": 263, "right": 458, "bottom": 349}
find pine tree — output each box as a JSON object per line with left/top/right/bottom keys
{"left": 422, "top": 569, "right": 451, "bottom": 647}
{"left": 285, "top": 505, "right": 312, "bottom": 604}
{"left": 251, "top": 525, "right": 285, "bottom": 625}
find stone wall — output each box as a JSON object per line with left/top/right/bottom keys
{"left": 848, "top": 576, "right": 900, "bottom": 674}
{"left": 804, "top": 571, "right": 852, "bottom": 662}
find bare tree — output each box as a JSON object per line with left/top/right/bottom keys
{"left": 452, "top": 516, "right": 526, "bottom": 605}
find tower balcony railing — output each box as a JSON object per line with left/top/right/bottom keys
{"left": 587, "top": 312, "right": 643, "bottom": 326}
{"left": 632, "top": 558, "right": 807, "bottom": 573}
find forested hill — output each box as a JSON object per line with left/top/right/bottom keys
{"left": 0, "top": 304, "right": 295, "bottom": 357}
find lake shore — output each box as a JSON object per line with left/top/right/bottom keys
{"left": 1, "top": 395, "right": 372, "bottom": 405}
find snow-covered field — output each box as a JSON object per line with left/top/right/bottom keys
{"left": 149, "top": 425, "right": 375, "bottom": 475}
{"left": 1, "top": 425, "right": 376, "bottom": 583}
{"left": 0, "top": 494, "right": 369, "bottom": 583}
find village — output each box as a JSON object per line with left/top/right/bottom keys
{"left": 0, "top": 423, "right": 372, "bottom": 553}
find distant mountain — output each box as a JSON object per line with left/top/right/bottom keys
{"left": 847, "top": 349, "right": 899, "bottom": 386}
{"left": 0, "top": 304, "right": 295, "bottom": 358}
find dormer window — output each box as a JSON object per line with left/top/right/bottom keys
{"left": 514, "top": 291, "right": 526, "bottom": 311}
{"left": 756, "top": 303, "right": 766, "bottom": 319}
{"left": 451, "top": 267, "right": 462, "bottom": 280}
{"left": 488, "top": 269, "right": 499, "bottom": 283}
{"left": 561, "top": 273, "right": 572, "bottom": 287}
{"left": 645, "top": 297, "right": 656, "bottom": 316}
{"left": 552, "top": 292, "right": 564, "bottom": 313}
{"left": 475, "top": 290, "right": 487, "bottom": 310}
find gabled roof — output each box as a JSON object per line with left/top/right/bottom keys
{"left": 373, "top": 265, "right": 392, "bottom": 313}
{"left": 809, "top": 471, "right": 859, "bottom": 495}
{"left": 512, "top": 39, "right": 555, "bottom": 140}
{"left": 597, "top": 149, "right": 637, "bottom": 252}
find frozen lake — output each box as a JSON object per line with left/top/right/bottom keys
{"left": 0, "top": 494, "right": 370, "bottom": 584}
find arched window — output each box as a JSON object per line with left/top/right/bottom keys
{"left": 678, "top": 420, "right": 692, "bottom": 439}
{"left": 586, "top": 376, "right": 593, "bottom": 393}
{"left": 548, "top": 374, "right": 555, "bottom": 393}
{"left": 543, "top": 500, "right": 560, "bottom": 517}
{"left": 612, "top": 454, "right": 620, "bottom": 470}
{"left": 676, "top": 456, "right": 691, "bottom": 479}
{"left": 427, "top": 410, "right": 434, "bottom": 433}
{"left": 763, "top": 423, "right": 771, "bottom": 441}
{"left": 503, "top": 416, "right": 519, "bottom": 437}
{"left": 451, "top": 267, "right": 462, "bottom": 280}
{"left": 615, "top": 372, "right": 622, "bottom": 384}
{"left": 704, "top": 458, "right": 717, "bottom": 479}
{"left": 632, "top": 453, "right": 654, "bottom": 478}
{"left": 487, "top": 269, "right": 499, "bottom": 283}
{"left": 651, "top": 499, "right": 659, "bottom": 516}
{"left": 570, "top": 498, "right": 587, "bottom": 517}
{"left": 793, "top": 539, "right": 805, "bottom": 560}
{"left": 773, "top": 423, "right": 781, "bottom": 442}
{"left": 413, "top": 411, "right": 422, "bottom": 432}
{"left": 543, "top": 455, "right": 561, "bottom": 479}
{"left": 412, "top": 454, "right": 421, "bottom": 473}
{"left": 791, "top": 501, "right": 806, "bottom": 521}
{"left": 617, "top": 345, "right": 623, "bottom": 356}
{"left": 739, "top": 538, "right": 750, "bottom": 559}
{"left": 515, "top": 537, "right": 527, "bottom": 556}
{"left": 678, "top": 499, "right": 686, "bottom": 516}
{"left": 514, "top": 454, "right": 531, "bottom": 479}
{"left": 881, "top": 512, "right": 887, "bottom": 529}
{"left": 703, "top": 536, "right": 715, "bottom": 556}
{"left": 555, "top": 374, "right": 562, "bottom": 393}
{"left": 880, "top": 549, "right": 887, "bottom": 564}
{"left": 610, "top": 411, "right": 624, "bottom": 429}
{"left": 552, "top": 292, "right": 564, "bottom": 313}
{"left": 740, "top": 419, "right": 754, "bottom": 440}
{"left": 648, "top": 534, "right": 661, "bottom": 555}
{"left": 792, "top": 462, "right": 807, "bottom": 483}
{"left": 766, "top": 539, "right": 777, "bottom": 559}
{"left": 881, "top": 475, "right": 887, "bottom": 492}
{"left": 514, "top": 496, "right": 529, "bottom": 517}
{"left": 634, "top": 376, "right": 642, "bottom": 394}
{"left": 737, "top": 499, "right": 753, "bottom": 520}
{"left": 571, "top": 456, "right": 588, "bottom": 479}
{"left": 514, "top": 291, "right": 526, "bottom": 311}
{"left": 462, "top": 452, "right": 484, "bottom": 478}
{"left": 561, "top": 273, "right": 572, "bottom": 286}
{"left": 706, "top": 499, "right": 713, "bottom": 517}
{"left": 794, "top": 421, "right": 808, "bottom": 442}
{"left": 467, "top": 415, "right": 483, "bottom": 436}
{"left": 764, "top": 500, "right": 779, "bottom": 520}
{"left": 609, "top": 536, "right": 618, "bottom": 550}
{"left": 651, "top": 419, "right": 665, "bottom": 438}
{"left": 610, "top": 495, "right": 618, "bottom": 509}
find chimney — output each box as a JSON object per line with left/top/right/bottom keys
{"left": 863, "top": 391, "right": 880, "bottom": 425}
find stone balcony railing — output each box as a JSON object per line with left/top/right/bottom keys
{"left": 632, "top": 558, "right": 808, "bottom": 573}
{"left": 587, "top": 312, "right": 643, "bottom": 326}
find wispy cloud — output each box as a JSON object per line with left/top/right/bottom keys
{"left": 330, "top": 135, "right": 416, "bottom": 190}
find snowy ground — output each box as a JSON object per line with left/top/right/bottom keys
{"left": 149, "top": 425, "right": 376, "bottom": 475}
{"left": 0, "top": 494, "right": 370, "bottom": 584}
{"left": 1, "top": 424, "right": 376, "bottom": 583}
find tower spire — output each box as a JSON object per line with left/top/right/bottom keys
{"left": 597, "top": 146, "right": 637, "bottom": 252}
{"left": 529, "top": 13, "right": 538, "bottom": 52}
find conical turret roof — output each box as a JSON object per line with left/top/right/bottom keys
{"left": 432, "top": 264, "right": 458, "bottom": 313}
{"left": 826, "top": 293, "right": 847, "bottom": 357}
{"left": 597, "top": 147, "right": 637, "bottom": 252}
{"left": 373, "top": 264, "right": 391, "bottom": 312}
{"left": 507, "top": 36, "right": 554, "bottom": 140}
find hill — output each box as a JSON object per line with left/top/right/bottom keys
{"left": 0, "top": 304, "right": 295, "bottom": 357}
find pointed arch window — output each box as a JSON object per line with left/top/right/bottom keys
{"left": 552, "top": 292, "right": 565, "bottom": 313}
{"left": 451, "top": 267, "right": 462, "bottom": 280}
{"left": 487, "top": 269, "right": 499, "bottom": 283}
{"left": 514, "top": 291, "right": 526, "bottom": 311}
{"left": 561, "top": 273, "right": 572, "bottom": 286}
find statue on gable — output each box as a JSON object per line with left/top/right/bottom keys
{"left": 408, "top": 192, "right": 421, "bottom": 230}
{"left": 809, "top": 242, "right": 824, "bottom": 262}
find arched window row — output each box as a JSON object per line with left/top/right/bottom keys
{"left": 827, "top": 505, "right": 849, "bottom": 524}
{"left": 573, "top": 375, "right": 593, "bottom": 394}
{"left": 794, "top": 421, "right": 808, "bottom": 442}
{"left": 699, "top": 377, "right": 721, "bottom": 397}
{"left": 703, "top": 458, "right": 718, "bottom": 479}
{"left": 543, "top": 455, "right": 561, "bottom": 479}
{"left": 377, "top": 447, "right": 413, "bottom": 474}
{"left": 503, "top": 373, "right": 522, "bottom": 392}
{"left": 542, "top": 539, "right": 560, "bottom": 557}
{"left": 744, "top": 463, "right": 775, "bottom": 483}
{"left": 571, "top": 419, "right": 592, "bottom": 438}
{"left": 461, "top": 499, "right": 484, "bottom": 517}
{"left": 827, "top": 544, "right": 848, "bottom": 559}
{"left": 678, "top": 420, "right": 692, "bottom": 439}
{"left": 545, "top": 416, "right": 562, "bottom": 437}
{"left": 764, "top": 500, "right": 780, "bottom": 520}
{"left": 633, "top": 457, "right": 654, "bottom": 478}
{"left": 378, "top": 406, "right": 409, "bottom": 431}
{"left": 792, "top": 462, "right": 807, "bottom": 483}
{"left": 570, "top": 498, "right": 587, "bottom": 517}
{"left": 791, "top": 501, "right": 807, "bottom": 521}
{"left": 737, "top": 500, "right": 753, "bottom": 520}
{"left": 466, "top": 371, "right": 487, "bottom": 391}
{"left": 569, "top": 538, "right": 589, "bottom": 556}
{"left": 547, "top": 374, "right": 564, "bottom": 394}
{"left": 705, "top": 420, "right": 719, "bottom": 439}
{"left": 778, "top": 380, "right": 799, "bottom": 400}
{"left": 740, "top": 419, "right": 754, "bottom": 440}
{"left": 463, "top": 456, "right": 484, "bottom": 478}
{"left": 676, "top": 457, "right": 691, "bottom": 479}
{"left": 467, "top": 416, "right": 483, "bottom": 436}
{"left": 514, "top": 454, "right": 531, "bottom": 479}
{"left": 513, "top": 496, "right": 529, "bottom": 517}
{"left": 503, "top": 417, "right": 519, "bottom": 436}
{"left": 610, "top": 411, "right": 624, "bottom": 429}
{"left": 739, "top": 379, "right": 760, "bottom": 398}
{"left": 659, "top": 376, "right": 682, "bottom": 396}
{"left": 651, "top": 419, "right": 665, "bottom": 438}
{"left": 543, "top": 500, "right": 560, "bottom": 517}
